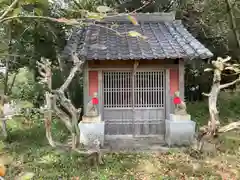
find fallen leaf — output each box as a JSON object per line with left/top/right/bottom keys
{"left": 16, "top": 172, "right": 35, "bottom": 180}
{"left": 128, "top": 15, "right": 139, "bottom": 25}
{"left": 86, "top": 12, "right": 105, "bottom": 20}
{"left": 128, "top": 31, "right": 147, "bottom": 39}
{"left": 96, "top": 6, "right": 112, "bottom": 13}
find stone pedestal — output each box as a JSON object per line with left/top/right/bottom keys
{"left": 165, "top": 118, "right": 196, "bottom": 147}
{"left": 82, "top": 114, "right": 101, "bottom": 123}
{"left": 170, "top": 113, "right": 191, "bottom": 121}
{"left": 78, "top": 121, "right": 105, "bottom": 146}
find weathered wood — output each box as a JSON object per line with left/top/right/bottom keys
{"left": 179, "top": 60, "right": 185, "bottom": 100}
{"left": 59, "top": 55, "right": 85, "bottom": 92}
{"left": 165, "top": 69, "right": 170, "bottom": 119}
{"left": 202, "top": 57, "right": 240, "bottom": 135}
{"left": 225, "top": 0, "right": 240, "bottom": 48}
{"left": 103, "top": 69, "right": 166, "bottom": 136}
{"left": 198, "top": 57, "right": 240, "bottom": 154}
{"left": 1, "top": 119, "right": 7, "bottom": 138}
{"left": 38, "top": 55, "right": 103, "bottom": 162}
{"left": 83, "top": 62, "right": 89, "bottom": 115}
{"left": 37, "top": 58, "right": 55, "bottom": 147}
{"left": 132, "top": 60, "right": 139, "bottom": 136}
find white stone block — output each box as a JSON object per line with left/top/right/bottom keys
{"left": 165, "top": 119, "right": 196, "bottom": 146}
{"left": 78, "top": 121, "right": 105, "bottom": 146}
{"left": 170, "top": 113, "right": 191, "bottom": 121}
{"left": 82, "top": 114, "right": 101, "bottom": 123}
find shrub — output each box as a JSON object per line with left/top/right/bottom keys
{"left": 8, "top": 67, "right": 44, "bottom": 106}
{"left": 188, "top": 91, "right": 240, "bottom": 126}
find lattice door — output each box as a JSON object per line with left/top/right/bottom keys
{"left": 103, "top": 70, "right": 165, "bottom": 136}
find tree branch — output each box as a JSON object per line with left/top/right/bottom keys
{"left": 218, "top": 121, "right": 240, "bottom": 133}
{"left": 220, "top": 77, "right": 240, "bottom": 89}
{"left": 202, "top": 92, "right": 210, "bottom": 97}
{"left": 59, "top": 55, "right": 85, "bottom": 92}
{"left": 52, "top": 97, "right": 72, "bottom": 131}
{"left": 0, "top": 0, "right": 19, "bottom": 20}
{"left": 55, "top": 91, "right": 77, "bottom": 115}
{"left": 0, "top": 15, "right": 62, "bottom": 23}
{"left": 225, "top": 0, "right": 240, "bottom": 48}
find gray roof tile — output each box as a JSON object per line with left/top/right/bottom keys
{"left": 63, "top": 20, "right": 213, "bottom": 60}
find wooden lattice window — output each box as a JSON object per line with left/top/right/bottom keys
{"left": 103, "top": 71, "right": 165, "bottom": 108}
{"left": 103, "top": 71, "right": 132, "bottom": 108}
{"left": 134, "top": 71, "right": 165, "bottom": 108}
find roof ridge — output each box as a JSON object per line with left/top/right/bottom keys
{"left": 102, "top": 11, "right": 176, "bottom": 23}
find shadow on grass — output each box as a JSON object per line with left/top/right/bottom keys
{"left": 2, "top": 119, "right": 141, "bottom": 179}
{"left": 2, "top": 118, "right": 235, "bottom": 179}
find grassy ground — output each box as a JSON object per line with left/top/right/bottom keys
{"left": 0, "top": 92, "right": 239, "bottom": 179}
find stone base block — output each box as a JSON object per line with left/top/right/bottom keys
{"left": 78, "top": 121, "right": 105, "bottom": 146}
{"left": 165, "top": 119, "right": 196, "bottom": 146}
{"left": 170, "top": 113, "right": 191, "bottom": 121}
{"left": 82, "top": 114, "right": 101, "bottom": 123}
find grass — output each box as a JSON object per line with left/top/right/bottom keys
{"left": 0, "top": 92, "right": 239, "bottom": 179}
{"left": 188, "top": 91, "right": 240, "bottom": 126}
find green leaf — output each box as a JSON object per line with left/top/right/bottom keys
{"left": 204, "top": 68, "right": 213, "bottom": 72}
{"left": 34, "top": 8, "right": 43, "bottom": 16}
{"left": 128, "top": 31, "right": 147, "bottom": 39}
{"left": 13, "top": 7, "right": 22, "bottom": 16}
{"left": 128, "top": 31, "right": 141, "bottom": 37}
{"left": 110, "top": 23, "right": 119, "bottom": 29}
{"left": 86, "top": 12, "right": 105, "bottom": 20}
{"left": 96, "top": 6, "right": 112, "bottom": 13}
{"left": 17, "top": 172, "right": 35, "bottom": 180}
{"left": 128, "top": 15, "right": 139, "bottom": 25}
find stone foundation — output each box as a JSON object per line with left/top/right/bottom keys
{"left": 82, "top": 114, "right": 101, "bottom": 123}
{"left": 170, "top": 113, "right": 191, "bottom": 121}
{"left": 165, "top": 119, "right": 196, "bottom": 146}
{"left": 78, "top": 121, "right": 105, "bottom": 146}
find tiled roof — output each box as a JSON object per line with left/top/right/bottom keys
{"left": 63, "top": 20, "right": 213, "bottom": 60}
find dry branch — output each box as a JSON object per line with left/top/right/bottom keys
{"left": 220, "top": 77, "right": 240, "bottom": 89}
{"left": 52, "top": 96, "right": 72, "bottom": 131}
{"left": 225, "top": 0, "right": 240, "bottom": 48}
{"left": 0, "top": 0, "right": 19, "bottom": 20}
{"left": 218, "top": 121, "right": 240, "bottom": 133}
{"left": 58, "top": 55, "right": 84, "bottom": 92}
{"left": 197, "top": 57, "right": 240, "bottom": 153}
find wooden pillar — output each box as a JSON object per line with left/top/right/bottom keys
{"left": 169, "top": 67, "right": 179, "bottom": 114}
{"left": 179, "top": 59, "right": 185, "bottom": 100}
{"left": 165, "top": 69, "right": 170, "bottom": 120}
{"left": 83, "top": 61, "right": 88, "bottom": 115}
{"left": 98, "top": 70, "right": 103, "bottom": 120}
{"left": 132, "top": 60, "right": 139, "bottom": 136}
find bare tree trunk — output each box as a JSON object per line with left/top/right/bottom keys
{"left": 7, "top": 72, "right": 17, "bottom": 95}
{"left": 225, "top": 0, "right": 240, "bottom": 49}
{"left": 207, "top": 83, "right": 220, "bottom": 134}
{"left": 44, "top": 92, "right": 55, "bottom": 147}
{"left": 56, "top": 55, "right": 70, "bottom": 98}
{"left": 37, "top": 55, "right": 103, "bottom": 164}
{"left": 4, "top": 17, "right": 12, "bottom": 96}
{"left": 198, "top": 57, "right": 240, "bottom": 152}
{"left": 37, "top": 58, "right": 55, "bottom": 147}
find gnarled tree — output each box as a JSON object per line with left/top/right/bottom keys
{"left": 197, "top": 56, "right": 240, "bottom": 152}
{"left": 37, "top": 55, "right": 84, "bottom": 149}
{"left": 37, "top": 54, "right": 103, "bottom": 165}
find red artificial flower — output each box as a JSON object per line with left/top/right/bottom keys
{"left": 92, "top": 97, "right": 99, "bottom": 105}
{"left": 173, "top": 97, "right": 181, "bottom": 105}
